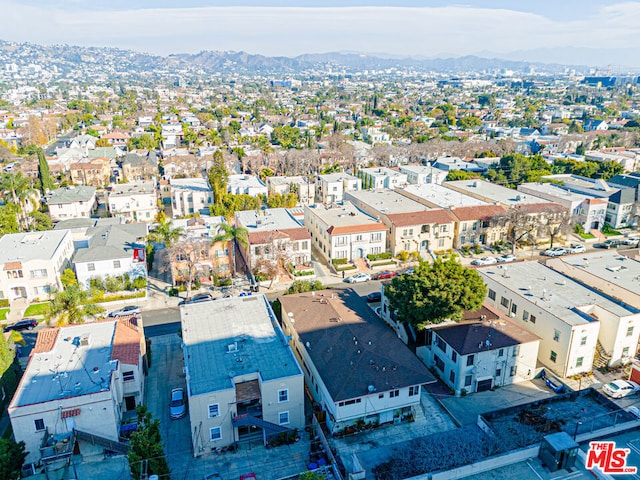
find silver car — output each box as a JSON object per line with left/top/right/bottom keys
{"left": 345, "top": 273, "right": 371, "bottom": 283}
{"left": 170, "top": 388, "right": 186, "bottom": 419}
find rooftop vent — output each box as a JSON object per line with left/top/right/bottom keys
{"left": 227, "top": 342, "right": 238, "bottom": 353}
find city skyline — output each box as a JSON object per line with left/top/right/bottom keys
{"left": 2, "top": 0, "right": 640, "bottom": 67}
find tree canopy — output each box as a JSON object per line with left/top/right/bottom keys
{"left": 46, "top": 284, "right": 105, "bottom": 326}
{"left": 384, "top": 256, "right": 487, "bottom": 329}
{"left": 127, "top": 406, "right": 170, "bottom": 480}
{"left": 208, "top": 150, "right": 228, "bottom": 204}
{"left": 0, "top": 437, "right": 28, "bottom": 480}
{"left": 37, "top": 148, "right": 54, "bottom": 193}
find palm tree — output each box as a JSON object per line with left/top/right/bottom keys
{"left": 147, "top": 219, "right": 183, "bottom": 248}
{"left": 46, "top": 284, "right": 105, "bottom": 327}
{"left": 211, "top": 223, "right": 249, "bottom": 276}
{"left": 0, "top": 172, "right": 33, "bottom": 230}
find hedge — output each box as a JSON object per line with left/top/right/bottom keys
{"left": 335, "top": 265, "right": 357, "bottom": 272}
{"left": 331, "top": 258, "right": 348, "bottom": 266}
{"left": 0, "top": 299, "right": 8, "bottom": 308}
{"left": 367, "top": 252, "right": 393, "bottom": 261}
{"left": 293, "top": 270, "right": 315, "bottom": 277}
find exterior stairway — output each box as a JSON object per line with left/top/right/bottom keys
{"left": 593, "top": 340, "right": 612, "bottom": 369}
{"left": 74, "top": 429, "right": 130, "bottom": 454}
{"left": 353, "top": 257, "right": 369, "bottom": 272}
{"left": 590, "top": 229, "right": 606, "bottom": 242}
{"left": 231, "top": 414, "right": 290, "bottom": 437}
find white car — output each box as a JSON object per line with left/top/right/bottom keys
{"left": 544, "top": 247, "right": 567, "bottom": 257}
{"left": 623, "top": 237, "right": 640, "bottom": 247}
{"left": 496, "top": 254, "right": 516, "bottom": 263}
{"left": 344, "top": 273, "right": 371, "bottom": 283}
{"left": 471, "top": 256, "right": 497, "bottom": 266}
{"left": 568, "top": 244, "right": 586, "bottom": 254}
{"left": 602, "top": 380, "right": 640, "bottom": 399}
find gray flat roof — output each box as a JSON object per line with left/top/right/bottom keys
{"left": 401, "top": 184, "right": 488, "bottom": 208}
{"left": 318, "top": 173, "right": 359, "bottom": 183}
{"left": 0, "top": 230, "right": 71, "bottom": 264}
{"left": 517, "top": 183, "right": 590, "bottom": 203}
{"left": 109, "top": 181, "right": 155, "bottom": 196}
{"left": 478, "top": 261, "right": 635, "bottom": 326}
{"left": 305, "top": 202, "right": 384, "bottom": 228}
{"left": 45, "top": 186, "right": 96, "bottom": 205}
{"left": 444, "top": 180, "right": 548, "bottom": 206}
{"left": 347, "top": 190, "right": 432, "bottom": 214}
{"left": 169, "top": 178, "right": 212, "bottom": 192}
{"left": 360, "top": 167, "right": 405, "bottom": 178}
{"left": 181, "top": 295, "right": 302, "bottom": 396}
{"left": 11, "top": 321, "right": 118, "bottom": 407}
{"left": 235, "top": 208, "right": 302, "bottom": 232}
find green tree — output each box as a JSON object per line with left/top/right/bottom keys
{"left": 0, "top": 437, "right": 28, "bottom": 480}
{"left": 445, "top": 170, "right": 481, "bottom": 181}
{"left": 211, "top": 223, "right": 249, "bottom": 274}
{"left": 46, "top": 284, "right": 105, "bottom": 326}
{"left": 147, "top": 219, "right": 183, "bottom": 248}
{"left": 575, "top": 142, "right": 585, "bottom": 156}
{"left": 458, "top": 116, "right": 482, "bottom": 131}
{"left": 0, "top": 204, "right": 20, "bottom": 236}
{"left": 597, "top": 160, "right": 624, "bottom": 180}
{"left": 208, "top": 150, "right": 228, "bottom": 205}
{"left": 29, "top": 210, "right": 52, "bottom": 231}
{"left": 384, "top": 256, "right": 487, "bottom": 329}
{"left": 128, "top": 406, "right": 170, "bottom": 480}
{"left": 37, "top": 148, "right": 54, "bottom": 193}
{"left": 285, "top": 280, "right": 325, "bottom": 295}
{"left": 0, "top": 173, "right": 31, "bottom": 229}
{"left": 271, "top": 125, "right": 302, "bottom": 149}
{"left": 60, "top": 268, "right": 78, "bottom": 288}
{"left": 267, "top": 193, "right": 298, "bottom": 208}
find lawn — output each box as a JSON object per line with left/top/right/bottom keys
{"left": 577, "top": 232, "right": 596, "bottom": 239}
{"left": 0, "top": 308, "right": 9, "bottom": 321}
{"left": 23, "top": 302, "right": 50, "bottom": 317}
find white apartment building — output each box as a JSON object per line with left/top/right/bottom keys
{"left": 479, "top": 262, "right": 640, "bottom": 377}
{"left": 420, "top": 305, "right": 540, "bottom": 396}
{"left": 304, "top": 202, "right": 386, "bottom": 263}
{"left": 170, "top": 177, "right": 213, "bottom": 217}
{"left": 279, "top": 290, "right": 435, "bottom": 433}
{"left": 315, "top": 173, "right": 362, "bottom": 205}
{"left": 227, "top": 174, "right": 268, "bottom": 198}
{"left": 45, "top": 186, "right": 97, "bottom": 222}
{"left": 181, "top": 296, "right": 304, "bottom": 455}
{"left": 345, "top": 190, "right": 455, "bottom": 256}
{"left": 359, "top": 167, "right": 408, "bottom": 190}
{"left": 399, "top": 165, "right": 448, "bottom": 185}
{"left": 9, "top": 318, "right": 146, "bottom": 464}
{"left": 107, "top": 181, "right": 157, "bottom": 222}
{"left": 0, "top": 230, "right": 74, "bottom": 302}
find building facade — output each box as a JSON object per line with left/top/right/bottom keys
{"left": 107, "top": 181, "right": 158, "bottom": 222}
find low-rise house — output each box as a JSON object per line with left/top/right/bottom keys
{"left": 107, "top": 181, "right": 157, "bottom": 222}
{"left": 398, "top": 183, "right": 489, "bottom": 209}
{"left": 72, "top": 222, "right": 148, "bottom": 289}
{"left": 449, "top": 205, "right": 508, "bottom": 248}
{"left": 315, "top": 173, "right": 362, "bottom": 205}
{"left": 9, "top": 317, "right": 146, "bottom": 465}
{"left": 227, "top": 175, "right": 268, "bottom": 198}
{"left": 44, "top": 186, "right": 97, "bottom": 222}
{"left": 100, "top": 131, "right": 129, "bottom": 147}
{"left": 432, "top": 157, "right": 486, "bottom": 172}
{"left": 120, "top": 151, "right": 158, "bottom": 182}
{"left": 358, "top": 167, "right": 408, "bottom": 190}
{"left": 266, "top": 176, "right": 315, "bottom": 206}
{"left": 345, "top": 190, "right": 455, "bottom": 256}
{"left": 181, "top": 296, "right": 304, "bottom": 454}
{"left": 420, "top": 305, "right": 540, "bottom": 395}
{"left": 479, "top": 261, "right": 640, "bottom": 377}
{"left": 279, "top": 290, "right": 435, "bottom": 434}
{"left": 170, "top": 178, "right": 214, "bottom": 217}
{"left": 70, "top": 157, "right": 111, "bottom": 187}
{"left": 304, "top": 202, "right": 386, "bottom": 263}
{"left": 0, "top": 230, "right": 74, "bottom": 302}
{"left": 399, "top": 165, "right": 448, "bottom": 185}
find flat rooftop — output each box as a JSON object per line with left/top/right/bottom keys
{"left": 279, "top": 289, "right": 435, "bottom": 402}
{"left": 169, "top": 177, "right": 212, "bottom": 192}
{"left": 306, "top": 202, "right": 384, "bottom": 229}
{"left": 235, "top": 208, "right": 303, "bottom": 232}
{"left": 318, "top": 173, "right": 359, "bottom": 183}
{"left": 444, "top": 180, "right": 548, "bottom": 206}
{"left": 109, "top": 181, "right": 155, "bottom": 196}
{"left": 0, "top": 230, "right": 70, "bottom": 264}
{"left": 478, "top": 261, "right": 635, "bottom": 326}
{"left": 360, "top": 167, "right": 405, "bottom": 178}
{"left": 180, "top": 295, "right": 302, "bottom": 396}
{"left": 11, "top": 321, "right": 118, "bottom": 407}
{"left": 400, "top": 184, "right": 488, "bottom": 208}
{"left": 517, "top": 182, "right": 591, "bottom": 203}
{"left": 347, "top": 189, "right": 432, "bottom": 215}
{"left": 227, "top": 175, "right": 266, "bottom": 188}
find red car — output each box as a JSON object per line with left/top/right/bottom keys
{"left": 373, "top": 270, "right": 396, "bottom": 280}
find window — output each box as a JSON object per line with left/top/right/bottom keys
{"left": 627, "top": 326, "right": 634, "bottom": 337}
{"left": 513, "top": 346, "right": 519, "bottom": 357}
{"left": 389, "top": 389, "right": 399, "bottom": 398}
{"left": 408, "top": 386, "right": 419, "bottom": 396}
{"left": 550, "top": 351, "right": 557, "bottom": 363}
{"left": 523, "top": 311, "right": 529, "bottom": 321}
{"left": 464, "top": 375, "right": 473, "bottom": 387}
{"left": 553, "top": 330, "right": 560, "bottom": 342}
{"left": 29, "top": 269, "right": 47, "bottom": 279}
{"left": 434, "top": 355, "right": 445, "bottom": 372}
{"left": 435, "top": 337, "right": 446, "bottom": 352}
{"left": 496, "top": 369, "right": 502, "bottom": 378}
{"left": 488, "top": 289, "right": 496, "bottom": 301}
{"left": 449, "top": 371, "right": 455, "bottom": 383}
{"left": 379, "top": 393, "right": 384, "bottom": 399}
{"left": 623, "top": 347, "right": 630, "bottom": 357}
{"left": 279, "top": 412, "right": 290, "bottom": 425}
{"left": 580, "top": 336, "right": 587, "bottom": 346}
{"left": 498, "top": 348, "right": 504, "bottom": 357}
{"left": 122, "top": 371, "right": 135, "bottom": 382}
{"left": 576, "top": 357, "right": 584, "bottom": 367}
{"left": 87, "top": 263, "right": 95, "bottom": 272}
{"left": 529, "top": 315, "right": 536, "bottom": 324}
{"left": 34, "top": 419, "right": 45, "bottom": 431}
{"left": 500, "top": 297, "right": 509, "bottom": 308}
{"left": 511, "top": 303, "right": 517, "bottom": 314}
{"left": 451, "top": 351, "right": 457, "bottom": 363}
{"left": 438, "top": 238, "right": 445, "bottom": 248}
{"left": 466, "top": 355, "right": 474, "bottom": 366}
{"left": 208, "top": 404, "right": 220, "bottom": 418}
{"left": 113, "top": 260, "right": 121, "bottom": 269}
{"left": 510, "top": 366, "right": 517, "bottom": 376}
{"left": 278, "top": 389, "right": 289, "bottom": 403}
{"left": 210, "top": 427, "right": 222, "bottom": 441}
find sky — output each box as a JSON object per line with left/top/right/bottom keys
{"left": 2, "top": 0, "right": 640, "bottom": 67}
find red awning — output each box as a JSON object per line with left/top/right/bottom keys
{"left": 61, "top": 408, "right": 81, "bottom": 419}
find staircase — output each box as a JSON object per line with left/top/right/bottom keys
{"left": 231, "top": 414, "right": 290, "bottom": 437}
{"left": 74, "top": 429, "right": 130, "bottom": 454}
{"left": 353, "top": 257, "right": 369, "bottom": 272}
{"left": 590, "top": 229, "right": 606, "bottom": 242}
{"left": 593, "top": 340, "right": 612, "bottom": 369}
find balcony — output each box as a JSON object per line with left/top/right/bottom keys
{"left": 40, "top": 429, "right": 74, "bottom": 464}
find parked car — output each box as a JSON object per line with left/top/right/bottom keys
{"left": 594, "top": 239, "right": 622, "bottom": 249}
{"left": 107, "top": 305, "right": 141, "bottom": 317}
{"left": 568, "top": 244, "right": 586, "bottom": 254}
{"left": 543, "top": 247, "right": 567, "bottom": 257}
{"left": 402, "top": 267, "right": 415, "bottom": 275}
{"left": 373, "top": 270, "right": 396, "bottom": 280}
{"left": 366, "top": 291, "right": 382, "bottom": 303}
{"left": 178, "top": 293, "right": 214, "bottom": 306}
{"left": 3, "top": 318, "right": 38, "bottom": 332}
{"left": 496, "top": 254, "right": 516, "bottom": 263}
{"left": 602, "top": 380, "right": 640, "bottom": 399}
{"left": 470, "top": 256, "right": 497, "bottom": 266}
{"left": 344, "top": 273, "right": 371, "bottom": 283}
{"left": 170, "top": 388, "right": 187, "bottom": 419}
{"left": 203, "top": 472, "right": 221, "bottom": 480}
{"left": 623, "top": 237, "right": 640, "bottom": 247}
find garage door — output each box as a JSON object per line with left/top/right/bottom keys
{"left": 476, "top": 379, "right": 493, "bottom": 392}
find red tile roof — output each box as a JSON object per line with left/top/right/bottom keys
{"left": 111, "top": 316, "right": 142, "bottom": 366}
{"left": 61, "top": 408, "right": 81, "bottom": 418}
{"left": 386, "top": 209, "right": 454, "bottom": 227}
{"left": 327, "top": 223, "right": 386, "bottom": 235}
{"left": 449, "top": 204, "right": 507, "bottom": 221}
{"left": 32, "top": 328, "right": 59, "bottom": 354}
{"left": 3, "top": 261, "right": 22, "bottom": 271}
{"left": 518, "top": 202, "right": 567, "bottom": 214}
{"left": 248, "top": 227, "right": 311, "bottom": 245}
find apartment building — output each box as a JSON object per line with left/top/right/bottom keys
{"left": 315, "top": 173, "right": 362, "bottom": 205}
{"left": 45, "top": 186, "right": 97, "bottom": 222}
{"left": 266, "top": 176, "right": 315, "bottom": 206}
{"left": 399, "top": 165, "right": 448, "bottom": 185}
{"left": 359, "top": 167, "right": 407, "bottom": 190}
{"left": 169, "top": 177, "right": 213, "bottom": 218}
{"left": 107, "top": 181, "right": 158, "bottom": 222}
{"left": 227, "top": 174, "right": 268, "bottom": 197}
